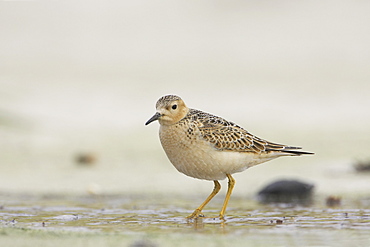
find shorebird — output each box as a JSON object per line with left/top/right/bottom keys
{"left": 145, "top": 95, "right": 313, "bottom": 220}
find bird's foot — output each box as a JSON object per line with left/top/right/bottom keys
{"left": 186, "top": 209, "right": 204, "bottom": 220}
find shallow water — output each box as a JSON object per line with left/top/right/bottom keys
{"left": 1, "top": 193, "right": 370, "bottom": 246}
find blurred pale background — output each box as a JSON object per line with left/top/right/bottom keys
{"left": 1, "top": 1, "right": 369, "bottom": 198}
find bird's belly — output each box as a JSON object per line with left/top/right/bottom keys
{"left": 159, "top": 126, "right": 258, "bottom": 180}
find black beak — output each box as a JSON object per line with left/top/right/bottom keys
{"left": 145, "top": 112, "right": 162, "bottom": 125}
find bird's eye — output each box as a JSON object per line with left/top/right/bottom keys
{"left": 172, "top": 104, "right": 177, "bottom": 110}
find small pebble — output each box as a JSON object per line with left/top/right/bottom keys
{"left": 75, "top": 153, "right": 97, "bottom": 166}
{"left": 276, "top": 219, "right": 283, "bottom": 224}
{"left": 129, "top": 239, "right": 156, "bottom": 247}
{"left": 87, "top": 183, "right": 102, "bottom": 195}
{"left": 326, "top": 196, "right": 341, "bottom": 207}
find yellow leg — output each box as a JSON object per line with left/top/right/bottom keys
{"left": 187, "top": 180, "right": 221, "bottom": 219}
{"left": 219, "top": 174, "right": 235, "bottom": 219}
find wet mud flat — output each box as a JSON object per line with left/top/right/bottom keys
{"left": 0, "top": 193, "right": 370, "bottom": 247}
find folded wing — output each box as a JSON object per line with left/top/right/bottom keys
{"left": 189, "top": 109, "right": 313, "bottom": 155}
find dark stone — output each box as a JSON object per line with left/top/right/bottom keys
{"left": 257, "top": 179, "right": 314, "bottom": 205}
{"left": 353, "top": 160, "right": 370, "bottom": 172}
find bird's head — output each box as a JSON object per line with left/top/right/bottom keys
{"left": 145, "top": 95, "right": 189, "bottom": 126}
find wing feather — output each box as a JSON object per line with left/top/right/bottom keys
{"left": 186, "top": 109, "right": 310, "bottom": 155}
